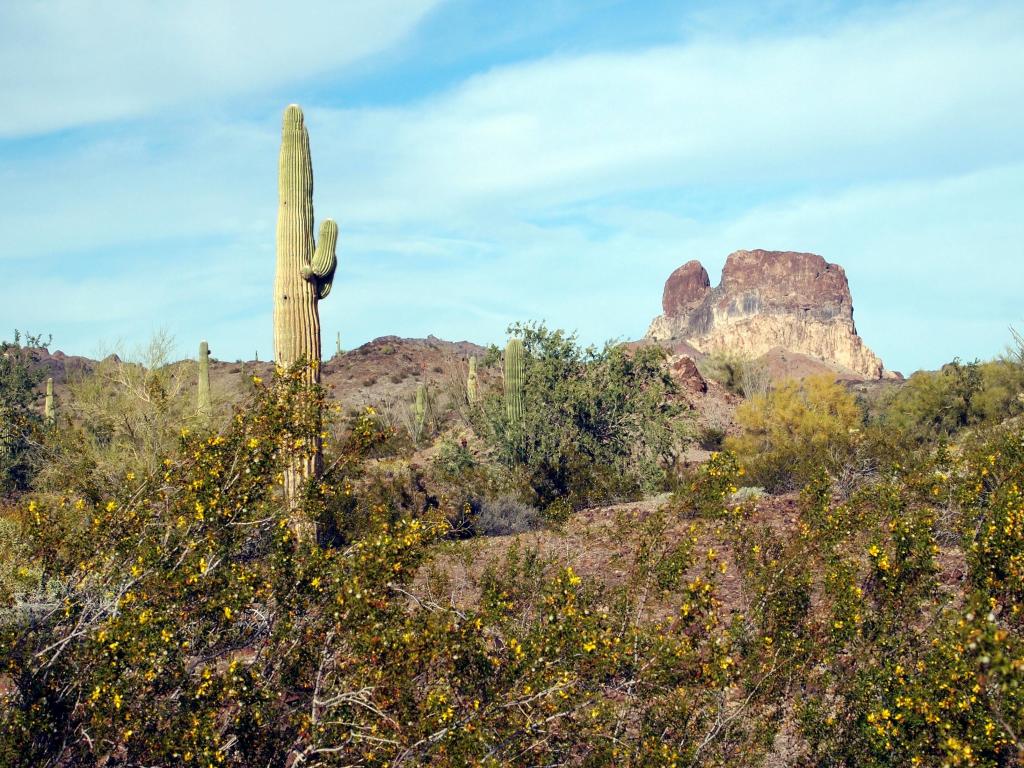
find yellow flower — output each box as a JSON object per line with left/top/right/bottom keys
{"left": 223, "top": 606, "right": 233, "bottom": 620}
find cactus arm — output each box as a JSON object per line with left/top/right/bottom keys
{"left": 308, "top": 220, "right": 338, "bottom": 278}
{"left": 300, "top": 219, "right": 339, "bottom": 300}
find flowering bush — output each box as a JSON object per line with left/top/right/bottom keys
{"left": 0, "top": 368, "right": 769, "bottom": 766}
{"left": 2, "top": 362, "right": 1023, "bottom": 766}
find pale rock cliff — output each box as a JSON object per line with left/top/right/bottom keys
{"left": 646, "top": 249, "right": 889, "bottom": 380}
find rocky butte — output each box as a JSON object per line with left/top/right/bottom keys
{"left": 646, "top": 249, "right": 891, "bottom": 380}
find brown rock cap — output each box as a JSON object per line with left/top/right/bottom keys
{"left": 662, "top": 260, "right": 711, "bottom": 316}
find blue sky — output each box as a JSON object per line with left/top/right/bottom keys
{"left": 1, "top": 0, "right": 1022, "bottom": 374}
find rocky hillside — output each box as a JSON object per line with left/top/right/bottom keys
{"left": 646, "top": 249, "right": 893, "bottom": 380}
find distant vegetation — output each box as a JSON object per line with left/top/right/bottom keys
{"left": 1, "top": 326, "right": 1022, "bottom": 766}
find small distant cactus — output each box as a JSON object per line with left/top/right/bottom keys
{"left": 44, "top": 378, "right": 54, "bottom": 424}
{"left": 197, "top": 341, "right": 211, "bottom": 418}
{"left": 467, "top": 356, "right": 479, "bottom": 404}
{"left": 335, "top": 331, "right": 342, "bottom": 358}
{"left": 414, "top": 383, "right": 427, "bottom": 439}
{"left": 504, "top": 339, "right": 524, "bottom": 424}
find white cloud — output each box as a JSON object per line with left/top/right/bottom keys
{"left": 310, "top": 0, "right": 1024, "bottom": 222}
{"left": 0, "top": 0, "right": 444, "bottom": 136}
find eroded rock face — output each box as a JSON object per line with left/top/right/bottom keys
{"left": 647, "top": 249, "right": 888, "bottom": 380}
{"left": 668, "top": 353, "right": 708, "bottom": 394}
{"left": 662, "top": 260, "right": 711, "bottom": 316}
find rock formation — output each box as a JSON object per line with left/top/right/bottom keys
{"left": 647, "top": 249, "right": 888, "bottom": 380}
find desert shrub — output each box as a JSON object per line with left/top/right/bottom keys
{"left": 672, "top": 449, "right": 743, "bottom": 518}
{"left": 726, "top": 374, "right": 864, "bottom": 492}
{"left": 0, "top": 512, "right": 43, "bottom": 606}
{"left": 0, "top": 368, "right": 436, "bottom": 764}
{"left": 428, "top": 436, "right": 532, "bottom": 536}
{"left": 955, "top": 425, "right": 1024, "bottom": 616}
{"left": 0, "top": 331, "right": 50, "bottom": 495}
{"left": 0, "top": 368, "right": 787, "bottom": 766}
{"left": 434, "top": 436, "right": 475, "bottom": 479}
{"left": 698, "top": 351, "right": 769, "bottom": 397}
{"left": 792, "top": 432, "right": 1024, "bottom": 767}
{"left": 879, "top": 357, "right": 1024, "bottom": 444}
{"left": 474, "top": 495, "right": 542, "bottom": 536}
{"left": 475, "top": 322, "right": 684, "bottom": 510}
{"left": 697, "top": 424, "right": 726, "bottom": 450}
{"left": 33, "top": 332, "right": 208, "bottom": 499}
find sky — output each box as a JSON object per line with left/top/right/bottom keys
{"left": 1, "top": 0, "right": 1022, "bottom": 375}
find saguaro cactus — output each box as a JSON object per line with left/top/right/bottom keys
{"left": 467, "top": 356, "right": 479, "bottom": 404}
{"left": 44, "top": 378, "right": 54, "bottom": 424}
{"left": 273, "top": 104, "right": 339, "bottom": 533}
{"left": 504, "top": 339, "right": 524, "bottom": 424}
{"left": 335, "top": 331, "right": 342, "bottom": 358}
{"left": 197, "top": 340, "right": 211, "bottom": 418}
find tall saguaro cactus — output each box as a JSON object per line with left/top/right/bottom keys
{"left": 467, "top": 356, "right": 479, "bottom": 404}
{"left": 273, "top": 104, "right": 339, "bottom": 533}
{"left": 504, "top": 339, "right": 524, "bottom": 424}
{"left": 44, "top": 378, "right": 54, "bottom": 424}
{"left": 197, "top": 340, "right": 211, "bottom": 419}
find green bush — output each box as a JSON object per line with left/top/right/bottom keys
{"left": 878, "top": 358, "right": 1024, "bottom": 444}
{"left": 474, "top": 322, "right": 684, "bottom": 510}
{"left": 34, "top": 332, "right": 210, "bottom": 500}
{"left": 0, "top": 331, "right": 49, "bottom": 495}
{"left": 725, "top": 375, "right": 864, "bottom": 492}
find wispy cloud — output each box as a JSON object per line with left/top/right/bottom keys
{"left": 312, "top": 0, "right": 1023, "bottom": 221}
{"left": 0, "top": 0, "right": 444, "bottom": 137}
